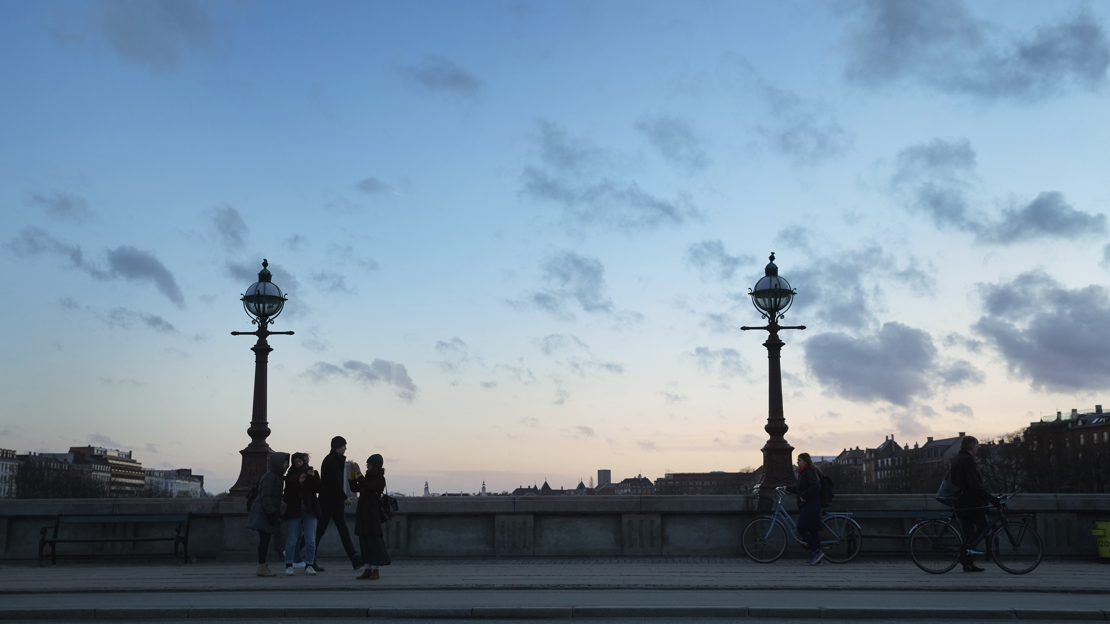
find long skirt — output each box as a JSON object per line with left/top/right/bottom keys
{"left": 358, "top": 535, "right": 391, "bottom": 567}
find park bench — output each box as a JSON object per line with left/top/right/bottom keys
{"left": 38, "top": 513, "right": 191, "bottom": 565}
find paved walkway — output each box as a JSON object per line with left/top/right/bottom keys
{"left": 1, "top": 559, "right": 1107, "bottom": 621}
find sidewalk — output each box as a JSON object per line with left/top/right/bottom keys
{"left": 1, "top": 558, "right": 1107, "bottom": 621}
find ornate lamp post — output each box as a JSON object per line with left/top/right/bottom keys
{"left": 741, "top": 253, "right": 805, "bottom": 494}
{"left": 228, "top": 260, "right": 294, "bottom": 496}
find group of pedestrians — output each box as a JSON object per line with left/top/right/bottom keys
{"left": 245, "top": 435, "right": 391, "bottom": 580}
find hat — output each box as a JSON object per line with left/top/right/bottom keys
{"left": 291, "top": 452, "right": 307, "bottom": 463}
{"left": 367, "top": 454, "right": 384, "bottom": 468}
{"left": 331, "top": 436, "right": 347, "bottom": 450}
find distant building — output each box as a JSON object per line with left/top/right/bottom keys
{"left": 862, "top": 436, "right": 901, "bottom": 489}
{"left": 423, "top": 481, "right": 430, "bottom": 497}
{"left": 654, "top": 471, "right": 758, "bottom": 495}
{"left": 597, "top": 469, "right": 611, "bottom": 488}
{"left": 510, "top": 484, "right": 540, "bottom": 496}
{"left": 614, "top": 474, "right": 653, "bottom": 495}
{"left": 480, "top": 481, "right": 487, "bottom": 496}
{"left": 572, "top": 480, "right": 588, "bottom": 495}
{"left": 67, "top": 446, "right": 144, "bottom": 497}
{"left": 0, "top": 449, "right": 17, "bottom": 498}
{"left": 144, "top": 468, "right": 205, "bottom": 497}
{"left": 36, "top": 451, "right": 112, "bottom": 494}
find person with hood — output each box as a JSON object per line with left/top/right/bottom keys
{"left": 784, "top": 452, "right": 824, "bottom": 565}
{"left": 246, "top": 452, "right": 288, "bottom": 577}
{"left": 949, "top": 435, "right": 1000, "bottom": 572}
{"left": 349, "top": 453, "right": 391, "bottom": 580}
{"left": 314, "top": 436, "right": 363, "bottom": 571}
{"left": 282, "top": 452, "right": 322, "bottom": 576}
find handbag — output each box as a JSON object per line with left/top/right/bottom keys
{"left": 379, "top": 493, "right": 399, "bottom": 522}
{"left": 936, "top": 479, "right": 961, "bottom": 506}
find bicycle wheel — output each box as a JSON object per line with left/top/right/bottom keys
{"left": 909, "top": 519, "right": 962, "bottom": 574}
{"left": 989, "top": 518, "right": 1043, "bottom": 574}
{"left": 742, "top": 517, "right": 788, "bottom": 563}
{"left": 821, "top": 516, "right": 862, "bottom": 563}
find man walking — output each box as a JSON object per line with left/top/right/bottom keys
{"left": 314, "top": 436, "right": 364, "bottom": 571}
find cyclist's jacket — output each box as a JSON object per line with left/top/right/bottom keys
{"left": 949, "top": 450, "right": 998, "bottom": 509}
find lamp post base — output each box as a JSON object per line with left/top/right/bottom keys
{"left": 228, "top": 445, "right": 272, "bottom": 496}
{"left": 756, "top": 441, "right": 796, "bottom": 494}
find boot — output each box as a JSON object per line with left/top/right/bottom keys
{"left": 356, "top": 566, "right": 372, "bottom": 580}
{"left": 256, "top": 563, "right": 277, "bottom": 577}
{"left": 369, "top": 569, "right": 380, "bottom": 580}
{"left": 961, "top": 554, "right": 985, "bottom": 572}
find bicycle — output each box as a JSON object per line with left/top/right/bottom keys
{"left": 741, "top": 486, "right": 862, "bottom": 563}
{"left": 908, "top": 493, "right": 1043, "bottom": 574}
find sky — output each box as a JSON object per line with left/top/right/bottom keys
{"left": 2, "top": 0, "right": 1110, "bottom": 496}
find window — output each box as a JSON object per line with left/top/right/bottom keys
{"left": 1080, "top": 434, "right": 1085, "bottom": 446}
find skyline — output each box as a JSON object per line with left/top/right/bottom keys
{"left": 3, "top": 0, "right": 1110, "bottom": 495}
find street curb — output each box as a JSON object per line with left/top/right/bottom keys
{"left": 0, "top": 606, "right": 1107, "bottom": 620}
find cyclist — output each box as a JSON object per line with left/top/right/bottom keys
{"left": 949, "top": 435, "right": 1000, "bottom": 572}
{"left": 785, "top": 452, "right": 824, "bottom": 565}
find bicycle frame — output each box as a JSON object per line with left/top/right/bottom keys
{"left": 763, "top": 491, "right": 854, "bottom": 548}
{"left": 909, "top": 497, "right": 1033, "bottom": 552}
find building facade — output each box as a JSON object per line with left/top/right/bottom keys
{"left": 144, "top": 468, "right": 205, "bottom": 498}
{"left": 67, "top": 447, "right": 144, "bottom": 497}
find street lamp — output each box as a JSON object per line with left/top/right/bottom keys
{"left": 228, "top": 259, "right": 294, "bottom": 496}
{"left": 741, "top": 253, "right": 805, "bottom": 494}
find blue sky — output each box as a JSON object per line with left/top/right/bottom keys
{"left": 3, "top": 0, "right": 1110, "bottom": 495}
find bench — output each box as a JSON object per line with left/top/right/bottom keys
{"left": 38, "top": 513, "right": 191, "bottom": 565}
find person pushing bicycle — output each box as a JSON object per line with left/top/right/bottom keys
{"left": 949, "top": 435, "right": 1000, "bottom": 572}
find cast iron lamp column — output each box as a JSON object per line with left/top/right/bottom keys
{"left": 228, "top": 260, "right": 294, "bottom": 496}
{"left": 740, "top": 253, "right": 805, "bottom": 494}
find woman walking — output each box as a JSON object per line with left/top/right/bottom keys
{"left": 786, "top": 452, "right": 824, "bottom": 565}
{"left": 349, "top": 454, "right": 391, "bottom": 580}
{"left": 246, "top": 452, "right": 289, "bottom": 577}
{"left": 283, "top": 453, "right": 322, "bottom": 576}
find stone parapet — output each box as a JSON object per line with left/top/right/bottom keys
{"left": 1, "top": 494, "right": 1106, "bottom": 561}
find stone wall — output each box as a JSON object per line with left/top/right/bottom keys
{"left": 1, "top": 494, "right": 1105, "bottom": 562}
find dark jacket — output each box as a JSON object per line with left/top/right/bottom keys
{"left": 282, "top": 465, "right": 322, "bottom": 520}
{"left": 350, "top": 469, "right": 386, "bottom": 537}
{"left": 246, "top": 452, "right": 288, "bottom": 533}
{"left": 318, "top": 451, "right": 348, "bottom": 511}
{"left": 786, "top": 464, "right": 822, "bottom": 532}
{"left": 950, "top": 449, "right": 998, "bottom": 510}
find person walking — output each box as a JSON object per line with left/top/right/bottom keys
{"left": 315, "top": 436, "right": 363, "bottom": 572}
{"left": 949, "top": 435, "right": 1000, "bottom": 572}
{"left": 282, "top": 453, "right": 322, "bottom": 576}
{"left": 350, "top": 453, "right": 391, "bottom": 580}
{"left": 246, "top": 452, "right": 289, "bottom": 577}
{"left": 785, "top": 452, "right": 824, "bottom": 565}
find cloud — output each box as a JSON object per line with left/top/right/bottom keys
{"left": 518, "top": 252, "right": 618, "bottom": 320}
{"left": 843, "top": 1, "right": 1110, "bottom": 102}
{"left": 207, "top": 205, "right": 248, "bottom": 250}
{"left": 661, "top": 392, "right": 687, "bottom": 404}
{"left": 804, "top": 321, "right": 983, "bottom": 406}
{"left": 973, "top": 270, "right": 1110, "bottom": 392}
{"left": 692, "top": 346, "right": 748, "bottom": 378}
{"left": 700, "top": 313, "right": 741, "bottom": 334}
{"left": 29, "top": 192, "right": 95, "bottom": 223}
{"left": 53, "top": 0, "right": 217, "bottom": 73}
{"left": 638, "top": 441, "right": 658, "bottom": 451}
{"left": 284, "top": 235, "right": 307, "bottom": 251}
{"left": 686, "top": 240, "right": 753, "bottom": 282}
{"left": 226, "top": 260, "right": 301, "bottom": 294}
{"left": 87, "top": 432, "right": 124, "bottom": 448}
{"left": 573, "top": 426, "right": 595, "bottom": 439}
{"left": 521, "top": 120, "right": 700, "bottom": 233}
{"left": 328, "top": 244, "right": 380, "bottom": 274}
{"left": 787, "top": 245, "right": 934, "bottom": 331}
{"left": 947, "top": 403, "right": 974, "bottom": 417}
{"left": 758, "top": 87, "right": 853, "bottom": 166}
{"left": 105, "top": 307, "right": 177, "bottom": 334}
{"left": 312, "top": 271, "right": 353, "bottom": 294}
{"left": 398, "top": 55, "right": 482, "bottom": 97}
{"left": 538, "top": 334, "right": 623, "bottom": 377}
{"left": 356, "top": 177, "right": 390, "bottom": 194}
{"left": 5, "top": 227, "right": 184, "bottom": 307}
{"left": 303, "top": 358, "right": 418, "bottom": 402}
{"left": 980, "top": 192, "right": 1106, "bottom": 244}
{"left": 106, "top": 246, "right": 185, "bottom": 307}
{"left": 434, "top": 337, "right": 471, "bottom": 373}
{"left": 480, "top": 381, "right": 497, "bottom": 389}
{"left": 635, "top": 115, "right": 710, "bottom": 173}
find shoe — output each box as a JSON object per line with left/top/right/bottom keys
{"left": 309, "top": 562, "right": 325, "bottom": 572}
{"left": 256, "top": 564, "right": 277, "bottom": 577}
{"left": 293, "top": 562, "right": 306, "bottom": 569}
{"left": 284, "top": 565, "right": 294, "bottom": 576}
{"left": 356, "top": 567, "right": 372, "bottom": 580}
{"left": 305, "top": 566, "right": 316, "bottom": 576}
{"left": 369, "top": 569, "right": 380, "bottom": 580}
{"left": 962, "top": 557, "right": 986, "bottom": 572}
{"left": 806, "top": 552, "right": 824, "bottom": 565}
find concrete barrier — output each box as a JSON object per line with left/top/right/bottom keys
{"left": 0, "top": 494, "right": 1105, "bottom": 561}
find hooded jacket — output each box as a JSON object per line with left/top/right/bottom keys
{"left": 246, "top": 452, "right": 288, "bottom": 533}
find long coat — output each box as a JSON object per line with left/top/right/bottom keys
{"left": 318, "top": 451, "right": 349, "bottom": 513}
{"left": 349, "top": 471, "right": 386, "bottom": 537}
{"left": 282, "top": 465, "right": 322, "bottom": 520}
{"left": 246, "top": 452, "right": 288, "bottom": 534}
{"left": 787, "top": 465, "right": 823, "bottom": 533}
{"left": 950, "top": 450, "right": 997, "bottom": 510}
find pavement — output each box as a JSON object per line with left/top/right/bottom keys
{"left": 1, "top": 558, "right": 1108, "bottom": 621}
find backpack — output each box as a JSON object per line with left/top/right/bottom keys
{"left": 379, "top": 493, "right": 399, "bottom": 523}
{"left": 819, "top": 474, "right": 835, "bottom": 508}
